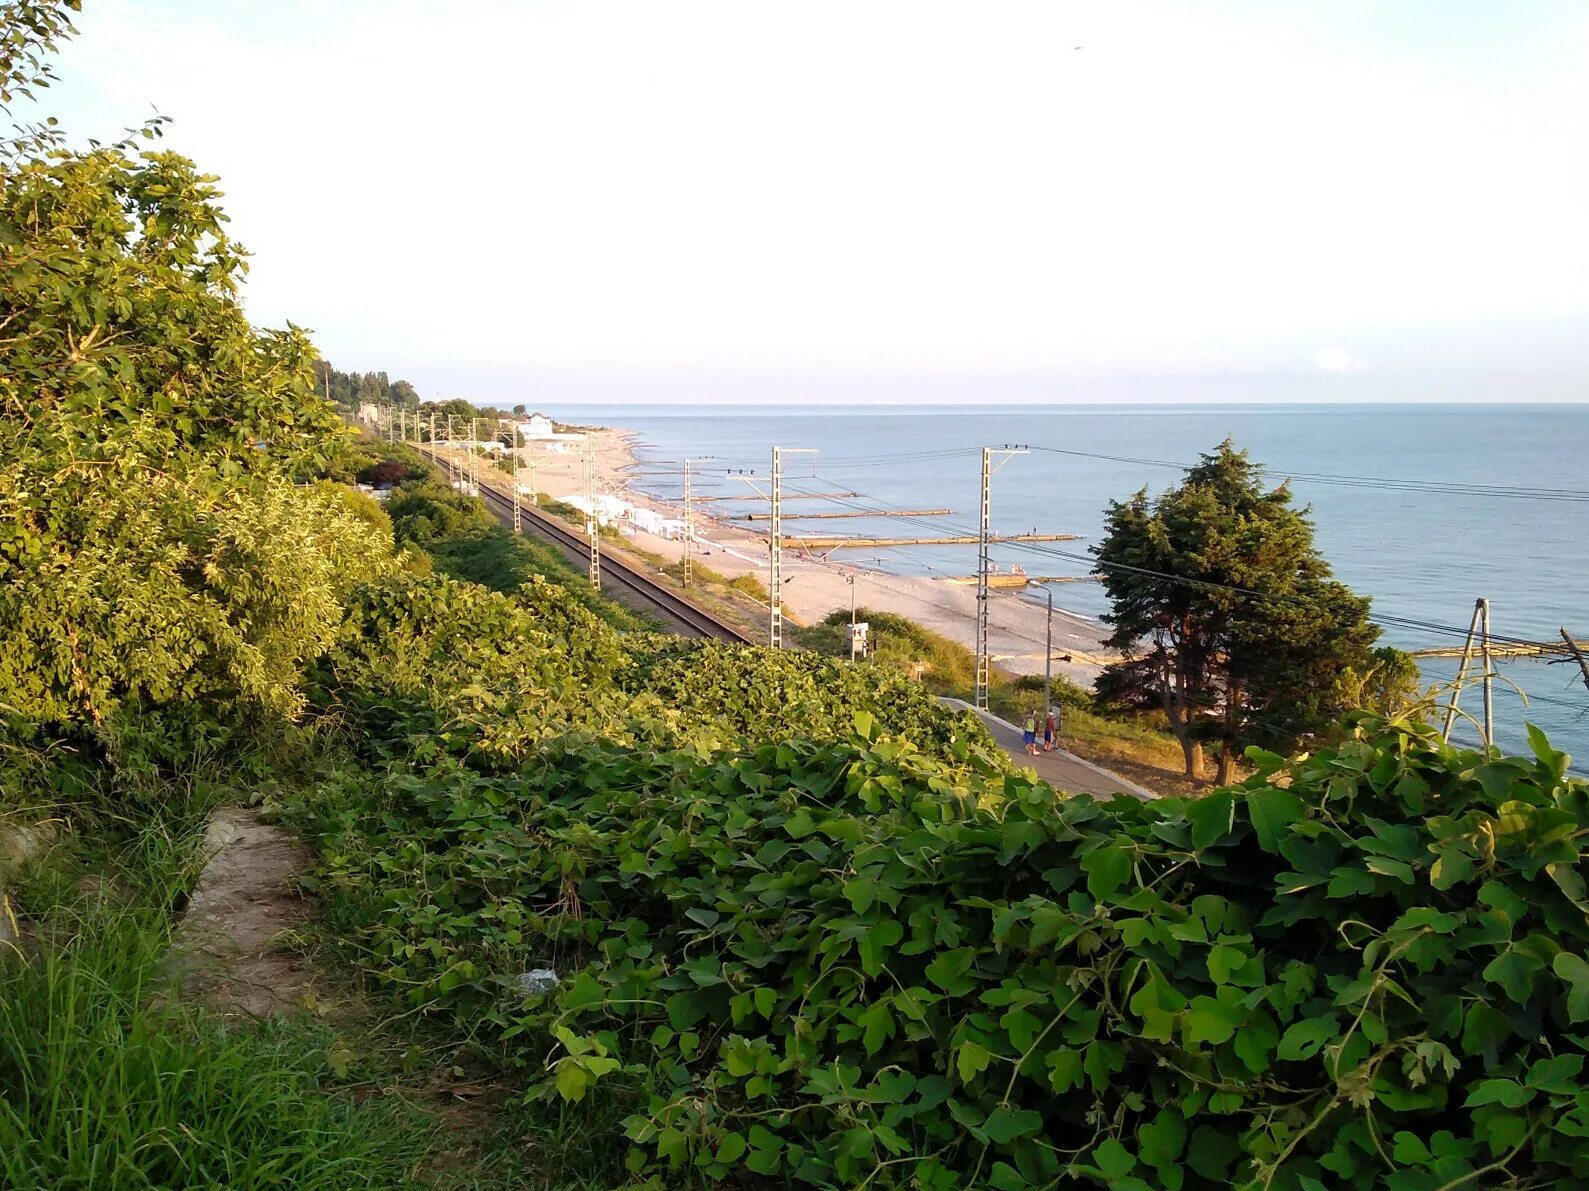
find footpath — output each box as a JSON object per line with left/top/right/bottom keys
{"left": 940, "top": 698, "right": 1156, "bottom": 800}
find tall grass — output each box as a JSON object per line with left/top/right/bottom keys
{"left": 0, "top": 818, "right": 439, "bottom": 1190}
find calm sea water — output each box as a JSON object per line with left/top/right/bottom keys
{"left": 538, "top": 403, "right": 1589, "bottom": 764}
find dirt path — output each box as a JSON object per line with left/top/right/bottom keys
{"left": 175, "top": 806, "right": 318, "bottom": 1017}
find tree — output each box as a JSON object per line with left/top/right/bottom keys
{"left": 1092, "top": 440, "right": 1379, "bottom": 783}
{"left": 0, "top": 0, "right": 387, "bottom": 761}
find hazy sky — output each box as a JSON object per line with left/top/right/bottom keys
{"left": 25, "top": 0, "right": 1589, "bottom": 403}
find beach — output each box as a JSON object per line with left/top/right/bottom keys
{"left": 510, "top": 429, "right": 1114, "bottom": 686}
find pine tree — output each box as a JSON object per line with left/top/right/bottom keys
{"left": 1093, "top": 440, "right": 1378, "bottom": 783}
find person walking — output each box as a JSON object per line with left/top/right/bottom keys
{"left": 1043, "top": 707, "right": 1057, "bottom": 753}
{"left": 1021, "top": 712, "right": 1039, "bottom": 755}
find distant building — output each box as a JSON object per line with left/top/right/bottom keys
{"left": 517, "top": 414, "right": 557, "bottom": 439}
{"left": 515, "top": 414, "right": 585, "bottom": 444}
{"left": 357, "top": 402, "right": 380, "bottom": 425}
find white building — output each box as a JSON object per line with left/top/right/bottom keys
{"left": 564, "top": 493, "right": 628, "bottom": 527}
{"left": 517, "top": 414, "right": 556, "bottom": 439}
{"left": 515, "top": 414, "right": 586, "bottom": 444}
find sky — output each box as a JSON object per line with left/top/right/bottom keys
{"left": 21, "top": 0, "right": 1589, "bottom": 404}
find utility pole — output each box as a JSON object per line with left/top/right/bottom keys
{"left": 1559, "top": 627, "right": 1589, "bottom": 694}
{"left": 768, "top": 446, "right": 818, "bottom": 649}
{"left": 681, "top": 456, "right": 714, "bottom": 588}
{"left": 975, "top": 446, "right": 1028, "bottom": 711}
{"left": 683, "top": 457, "right": 696, "bottom": 588}
{"left": 468, "top": 417, "right": 477, "bottom": 495}
{"left": 1441, "top": 598, "right": 1486, "bottom": 744}
{"left": 511, "top": 429, "right": 522, "bottom": 534}
{"left": 849, "top": 574, "right": 858, "bottom": 661}
{"left": 1044, "top": 584, "right": 1054, "bottom": 731}
{"left": 1480, "top": 598, "right": 1494, "bottom": 751}
{"left": 445, "top": 416, "right": 456, "bottom": 486}
{"left": 586, "top": 439, "right": 601, "bottom": 590}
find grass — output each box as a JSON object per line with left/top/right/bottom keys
{"left": 0, "top": 804, "right": 519, "bottom": 1190}
{"left": 0, "top": 794, "right": 578, "bottom": 1191}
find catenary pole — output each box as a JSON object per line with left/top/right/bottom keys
{"left": 975, "top": 446, "right": 1028, "bottom": 711}
{"left": 1441, "top": 599, "right": 1485, "bottom": 742}
{"left": 1480, "top": 598, "right": 1494, "bottom": 750}
{"left": 681, "top": 457, "right": 714, "bottom": 587}
{"left": 1044, "top": 585, "right": 1054, "bottom": 733}
{"left": 768, "top": 446, "right": 818, "bottom": 648}
{"left": 586, "top": 438, "right": 601, "bottom": 590}
{"left": 849, "top": 574, "right": 857, "bottom": 661}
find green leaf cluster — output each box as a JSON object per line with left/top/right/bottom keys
{"left": 293, "top": 685, "right": 1589, "bottom": 1187}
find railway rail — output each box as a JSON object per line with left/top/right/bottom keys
{"left": 418, "top": 447, "right": 754, "bottom": 643}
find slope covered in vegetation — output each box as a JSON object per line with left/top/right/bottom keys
{"left": 6, "top": 6, "right": 1589, "bottom": 1190}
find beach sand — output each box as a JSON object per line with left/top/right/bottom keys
{"left": 506, "top": 429, "right": 1115, "bottom": 686}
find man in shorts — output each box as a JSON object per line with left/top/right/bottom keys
{"left": 1021, "top": 713, "right": 1039, "bottom": 755}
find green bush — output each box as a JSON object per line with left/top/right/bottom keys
{"left": 293, "top": 715, "right": 1589, "bottom": 1189}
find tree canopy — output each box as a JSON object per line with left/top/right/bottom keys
{"left": 1092, "top": 440, "right": 1379, "bottom": 782}
{"left": 0, "top": 5, "right": 385, "bottom": 765}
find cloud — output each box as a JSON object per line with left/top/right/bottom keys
{"left": 1313, "top": 347, "right": 1357, "bottom": 373}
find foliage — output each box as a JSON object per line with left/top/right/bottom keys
{"left": 0, "top": 55, "right": 372, "bottom": 765}
{"left": 1094, "top": 440, "right": 1379, "bottom": 783}
{"left": 0, "top": 473, "right": 391, "bottom": 763}
{"left": 293, "top": 712, "right": 1589, "bottom": 1189}
{"left": 1342, "top": 646, "right": 1426, "bottom": 721}
{"left": 0, "top": 0, "right": 78, "bottom": 158}
{"left": 0, "top": 809, "right": 459, "bottom": 1190}
{"left": 313, "top": 361, "right": 421, "bottom": 413}
{"left": 385, "top": 477, "right": 649, "bottom": 631}
{"left": 622, "top": 638, "right": 986, "bottom": 757}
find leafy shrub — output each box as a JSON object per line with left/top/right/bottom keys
{"left": 385, "top": 478, "right": 647, "bottom": 631}
{"left": 622, "top": 639, "right": 985, "bottom": 755}
{"left": 0, "top": 475, "right": 391, "bottom": 763}
{"left": 294, "top": 715, "right": 1589, "bottom": 1189}
{"left": 308, "top": 570, "right": 630, "bottom": 760}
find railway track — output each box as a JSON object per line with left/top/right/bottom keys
{"left": 420, "top": 450, "right": 754, "bottom": 643}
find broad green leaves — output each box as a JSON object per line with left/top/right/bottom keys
{"left": 293, "top": 636, "right": 1589, "bottom": 1189}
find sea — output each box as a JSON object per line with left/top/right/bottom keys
{"left": 535, "top": 402, "right": 1589, "bottom": 766}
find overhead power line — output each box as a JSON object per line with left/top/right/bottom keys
{"left": 782, "top": 475, "right": 1576, "bottom": 657}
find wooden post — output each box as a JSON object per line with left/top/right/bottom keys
{"left": 1561, "top": 627, "right": 1589, "bottom": 694}
{"left": 1441, "top": 599, "right": 1485, "bottom": 742}
{"left": 1480, "top": 599, "right": 1493, "bottom": 750}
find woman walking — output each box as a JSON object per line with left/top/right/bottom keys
{"left": 1021, "top": 712, "right": 1039, "bottom": 755}
{"left": 1043, "top": 707, "right": 1057, "bottom": 753}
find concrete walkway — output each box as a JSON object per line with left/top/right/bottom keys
{"left": 941, "top": 698, "right": 1157, "bottom": 800}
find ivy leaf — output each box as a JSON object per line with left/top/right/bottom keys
{"left": 1082, "top": 844, "right": 1133, "bottom": 899}
{"left": 1092, "top": 1137, "right": 1137, "bottom": 1180}
{"left": 982, "top": 1105, "right": 1043, "bottom": 1143}
{"left": 1188, "top": 790, "right": 1236, "bottom": 850}
{"left": 1526, "top": 1053, "right": 1584, "bottom": 1094}
{"left": 1277, "top": 1017, "right": 1337, "bottom": 1061}
{"left": 1556, "top": 953, "right": 1589, "bottom": 1022}
{"left": 555, "top": 1061, "right": 591, "bottom": 1102}
{"left": 1464, "top": 1078, "right": 1533, "bottom": 1108}
{"left": 956, "top": 1041, "right": 992, "bottom": 1083}
{"left": 1185, "top": 995, "right": 1242, "bottom": 1046}
{"left": 1245, "top": 788, "right": 1303, "bottom": 852}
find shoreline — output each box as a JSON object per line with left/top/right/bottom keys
{"left": 510, "top": 427, "right": 1116, "bottom": 685}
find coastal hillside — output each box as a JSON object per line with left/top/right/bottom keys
{"left": 5, "top": 5, "right": 1589, "bottom": 1190}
